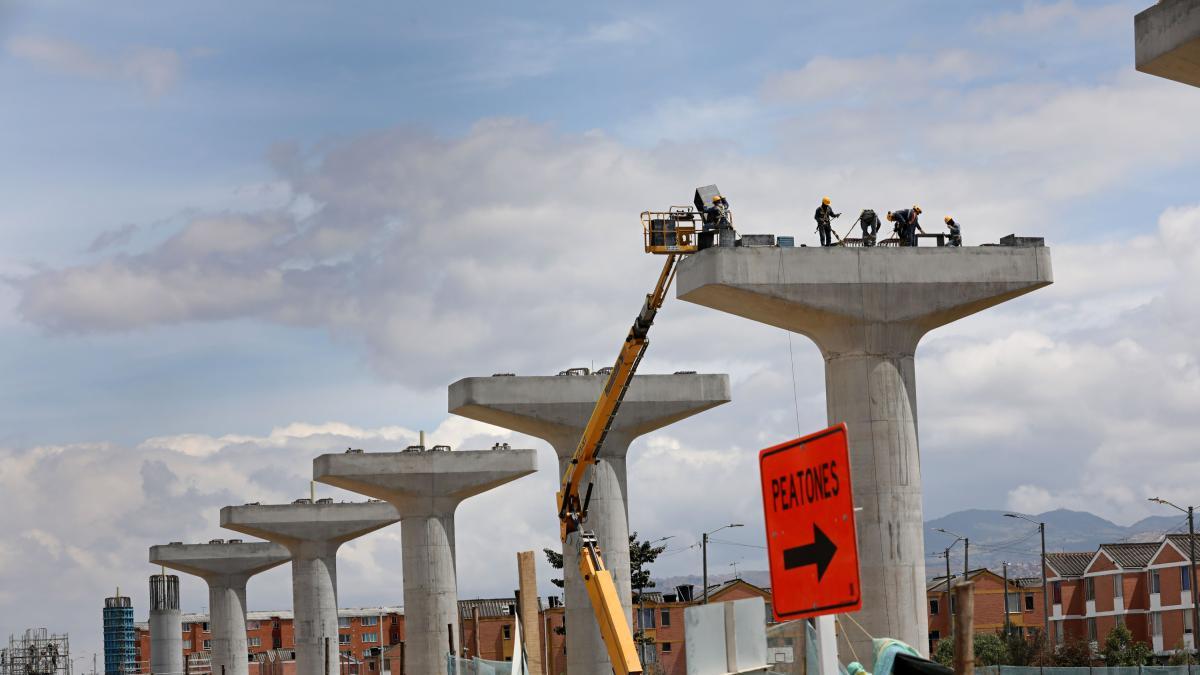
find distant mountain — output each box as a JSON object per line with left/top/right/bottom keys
{"left": 650, "top": 509, "right": 1191, "bottom": 589}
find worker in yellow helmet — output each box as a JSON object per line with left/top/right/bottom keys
{"left": 890, "top": 206, "right": 925, "bottom": 246}
{"left": 944, "top": 216, "right": 961, "bottom": 247}
{"left": 814, "top": 196, "right": 841, "bottom": 247}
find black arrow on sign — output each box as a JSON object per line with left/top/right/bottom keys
{"left": 782, "top": 523, "right": 837, "bottom": 581}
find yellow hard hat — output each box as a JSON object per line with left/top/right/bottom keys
{"left": 712, "top": 195, "right": 722, "bottom": 203}
{"left": 886, "top": 211, "right": 895, "bottom": 221}
{"left": 913, "top": 205, "right": 922, "bottom": 214}
{"left": 822, "top": 196, "right": 831, "bottom": 206}
{"left": 944, "top": 216, "right": 952, "bottom": 224}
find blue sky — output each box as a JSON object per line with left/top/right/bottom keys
{"left": 4, "top": 0, "right": 1200, "bottom": 658}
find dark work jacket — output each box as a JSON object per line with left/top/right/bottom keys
{"left": 814, "top": 204, "right": 837, "bottom": 225}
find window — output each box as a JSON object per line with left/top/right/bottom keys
{"left": 202, "top": 640, "right": 212, "bottom": 650}
{"left": 661, "top": 642, "right": 672, "bottom": 653}
{"left": 362, "top": 616, "right": 378, "bottom": 626}
{"left": 1006, "top": 593, "right": 1021, "bottom": 614}
{"left": 247, "top": 637, "right": 261, "bottom": 648}
{"left": 1153, "top": 571, "right": 1162, "bottom": 594}
{"left": 246, "top": 621, "right": 261, "bottom": 630}
{"left": 1114, "top": 576, "right": 1123, "bottom": 601}
{"left": 339, "top": 634, "right": 352, "bottom": 645}
{"left": 1053, "top": 581, "right": 1063, "bottom": 604}
{"left": 363, "top": 649, "right": 374, "bottom": 659}
{"left": 1184, "top": 567, "right": 1193, "bottom": 592}
{"left": 638, "top": 608, "right": 656, "bottom": 629}
{"left": 502, "top": 625, "right": 512, "bottom": 640}
{"left": 339, "top": 617, "right": 352, "bottom": 628}
{"left": 1187, "top": 609, "right": 1195, "bottom": 635}
{"left": 1025, "top": 594, "right": 1035, "bottom": 611}
{"left": 202, "top": 622, "right": 210, "bottom": 633}
{"left": 1087, "top": 618, "right": 1097, "bottom": 643}
{"left": 182, "top": 623, "right": 192, "bottom": 632}
{"left": 362, "top": 633, "right": 378, "bottom": 643}
{"left": 930, "top": 631, "right": 940, "bottom": 641}
{"left": 660, "top": 609, "right": 671, "bottom": 627}
{"left": 950, "top": 596, "right": 957, "bottom": 615}
{"left": 929, "top": 599, "right": 939, "bottom": 615}
{"left": 1085, "top": 578, "right": 1095, "bottom": 601}
{"left": 1152, "top": 612, "right": 1163, "bottom": 637}
{"left": 182, "top": 641, "right": 192, "bottom": 650}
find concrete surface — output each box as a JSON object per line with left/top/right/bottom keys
{"left": 448, "top": 373, "right": 730, "bottom": 675}
{"left": 149, "top": 574, "right": 183, "bottom": 675}
{"left": 220, "top": 501, "right": 399, "bottom": 675}
{"left": 149, "top": 541, "right": 290, "bottom": 675}
{"left": 1136, "top": 0, "right": 1200, "bottom": 88}
{"left": 313, "top": 448, "right": 537, "bottom": 675}
{"left": 676, "top": 246, "right": 1052, "bottom": 666}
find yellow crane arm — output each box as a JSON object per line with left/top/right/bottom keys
{"left": 555, "top": 252, "right": 680, "bottom": 675}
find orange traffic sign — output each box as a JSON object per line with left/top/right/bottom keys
{"left": 759, "top": 423, "right": 861, "bottom": 621}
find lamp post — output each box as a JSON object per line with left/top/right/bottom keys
{"left": 935, "top": 530, "right": 965, "bottom": 647}
{"left": 1150, "top": 497, "right": 1199, "bottom": 659}
{"left": 1006, "top": 513, "right": 1050, "bottom": 649}
{"left": 936, "top": 528, "right": 969, "bottom": 578}
{"left": 702, "top": 523, "right": 743, "bottom": 604}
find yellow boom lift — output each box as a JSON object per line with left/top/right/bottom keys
{"left": 556, "top": 187, "right": 725, "bottom": 675}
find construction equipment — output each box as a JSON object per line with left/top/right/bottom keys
{"left": 558, "top": 185, "right": 729, "bottom": 675}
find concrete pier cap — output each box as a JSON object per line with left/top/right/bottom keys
{"left": 219, "top": 501, "right": 399, "bottom": 675}
{"left": 447, "top": 373, "right": 731, "bottom": 675}
{"left": 676, "top": 245, "right": 1052, "bottom": 666}
{"left": 149, "top": 540, "right": 290, "bottom": 675}
{"left": 313, "top": 447, "right": 538, "bottom": 675}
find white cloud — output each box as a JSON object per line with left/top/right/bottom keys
{"left": 977, "top": 1, "right": 1132, "bottom": 37}
{"left": 5, "top": 35, "right": 181, "bottom": 96}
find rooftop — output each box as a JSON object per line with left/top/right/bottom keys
{"left": 1098, "top": 542, "right": 1162, "bottom": 570}
{"left": 1045, "top": 552, "right": 1094, "bottom": 578}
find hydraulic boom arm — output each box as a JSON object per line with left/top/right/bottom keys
{"left": 556, "top": 252, "right": 681, "bottom": 675}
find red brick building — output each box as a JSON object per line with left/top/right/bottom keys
{"left": 926, "top": 569, "right": 1047, "bottom": 653}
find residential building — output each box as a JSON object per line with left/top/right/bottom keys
{"left": 926, "top": 569, "right": 1046, "bottom": 653}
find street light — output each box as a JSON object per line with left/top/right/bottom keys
{"left": 936, "top": 528, "right": 969, "bottom": 577}
{"left": 934, "top": 529, "right": 966, "bottom": 646}
{"left": 1006, "top": 513, "right": 1050, "bottom": 649}
{"left": 1150, "top": 497, "right": 1199, "bottom": 658}
{"left": 702, "top": 523, "right": 744, "bottom": 604}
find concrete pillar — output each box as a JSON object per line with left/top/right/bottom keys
{"left": 149, "top": 541, "right": 290, "bottom": 675}
{"left": 313, "top": 447, "right": 538, "bottom": 675}
{"left": 517, "top": 551, "right": 543, "bottom": 675}
{"left": 219, "top": 501, "right": 400, "bottom": 675}
{"left": 448, "top": 373, "right": 730, "bottom": 675}
{"left": 149, "top": 574, "right": 184, "bottom": 675}
{"left": 675, "top": 245, "right": 1052, "bottom": 666}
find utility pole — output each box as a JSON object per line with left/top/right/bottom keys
{"left": 945, "top": 549, "right": 954, "bottom": 647}
{"left": 1006, "top": 514, "right": 1050, "bottom": 649}
{"left": 953, "top": 581, "right": 975, "bottom": 675}
{"left": 701, "top": 523, "right": 742, "bottom": 604}
{"left": 964, "top": 538, "right": 969, "bottom": 578}
{"left": 1003, "top": 561, "right": 1011, "bottom": 635}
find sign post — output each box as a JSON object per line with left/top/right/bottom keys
{"left": 759, "top": 424, "right": 861, "bottom": 674}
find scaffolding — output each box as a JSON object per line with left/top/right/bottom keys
{"left": 0, "top": 629, "right": 72, "bottom": 675}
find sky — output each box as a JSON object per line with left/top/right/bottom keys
{"left": 4, "top": 0, "right": 1200, "bottom": 661}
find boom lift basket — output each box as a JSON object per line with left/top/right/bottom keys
{"left": 642, "top": 208, "right": 700, "bottom": 254}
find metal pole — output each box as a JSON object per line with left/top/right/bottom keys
{"left": 1003, "top": 562, "right": 1011, "bottom": 635}
{"left": 946, "top": 549, "right": 954, "bottom": 646}
{"left": 1190, "top": 506, "right": 1198, "bottom": 666}
{"left": 964, "top": 538, "right": 970, "bottom": 578}
{"left": 1040, "top": 522, "right": 1050, "bottom": 652}
{"left": 702, "top": 532, "right": 709, "bottom": 605}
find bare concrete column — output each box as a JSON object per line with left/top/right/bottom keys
{"left": 314, "top": 447, "right": 537, "bottom": 675}
{"left": 220, "top": 501, "right": 400, "bottom": 675}
{"left": 149, "top": 574, "right": 184, "bottom": 675}
{"left": 676, "top": 245, "right": 1052, "bottom": 666}
{"left": 448, "top": 373, "right": 730, "bottom": 675}
{"left": 517, "top": 550, "right": 543, "bottom": 675}
{"left": 150, "top": 542, "right": 290, "bottom": 675}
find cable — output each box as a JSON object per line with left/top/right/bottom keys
{"left": 778, "top": 248, "right": 802, "bottom": 437}
{"left": 707, "top": 538, "right": 767, "bottom": 550}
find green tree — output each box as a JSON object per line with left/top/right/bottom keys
{"left": 933, "top": 638, "right": 954, "bottom": 667}
{"left": 1101, "top": 624, "right": 1154, "bottom": 666}
{"left": 931, "top": 633, "right": 1009, "bottom": 667}
{"left": 1002, "top": 627, "right": 1044, "bottom": 666}
{"left": 542, "top": 532, "right": 669, "bottom": 596}
{"left": 1045, "top": 638, "right": 1093, "bottom": 667}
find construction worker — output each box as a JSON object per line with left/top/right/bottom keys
{"left": 708, "top": 194, "right": 732, "bottom": 229}
{"left": 891, "top": 206, "right": 924, "bottom": 246}
{"left": 945, "top": 216, "right": 962, "bottom": 247}
{"left": 814, "top": 196, "right": 840, "bottom": 247}
{"left": 855, "top": 209, "right": 881, "bottom": 246}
